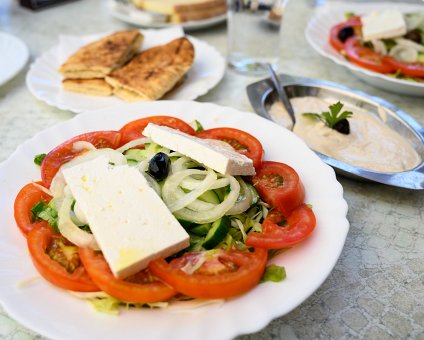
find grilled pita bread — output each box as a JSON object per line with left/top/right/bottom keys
{"left": 105, "top": 37, "right": 195, "bottom": 101}
{"left": 59, "top": 30, "right": 143, "bottom": 79}
{"left": 62, "top": 78, "right": 113, "bottom": 96}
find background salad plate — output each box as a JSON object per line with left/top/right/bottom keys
{"left": 0, "top": 101, "right": 348, "bottom": 340}
{"left": 108, "top": 0, "right": 226, "bottom": 31}
{"left": 26, "top": 28, "right": 225, "bottom": 113}
{"left": 305, "top": 2, "right": 424, "bottom": 96}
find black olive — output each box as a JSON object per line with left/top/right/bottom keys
{"left": 404, "top": 29, "right": 422, "bottom": 44}
{"left": 333, "top": 119, "right": 350, "bottom": 135}
{"left": 148, "top": 152, "right": 171, "bottom": 180}
{"left": 337, "top": 26, "right": 355, "bottom": 43}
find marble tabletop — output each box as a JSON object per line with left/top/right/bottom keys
{"left": 0, "top": 0, "right": 423, "bottom": 339}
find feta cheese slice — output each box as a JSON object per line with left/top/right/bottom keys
{"left": 62, "top": 156, "right": 189, "bottom": 279}
{"left": 143, "top": 123, "right": 256, "bottom": 176}
{"left": 362, "top": 9, "right": 407, "bottom": 42}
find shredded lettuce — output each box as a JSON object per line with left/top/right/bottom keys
{"left": 88, "top": 296, "right": 121, "bottom": 315}
{"left": 31, "top": 201, "right": 59, "bottom": 232}
{"left": 261, "top": 264, "right": 286, "bottom": 283}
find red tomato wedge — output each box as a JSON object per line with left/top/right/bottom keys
{"left": 246, "top": 204, "right": 316, "bottom": 249}
{"left": 149, "top": 248, "right": 268, "bottom": 299}
{"left": 14, "top": 182, "right": 52, "bottom": 236}
{"left": 383, "top": 56, "right": 424, "bottom": 78}
{"left": 329, "top": 16, "right": 361, "bottom": 52}
{"left": 41, "top": 131, "right": 121, "bottom": 188}
{"left": 119, "top": 116, "right": 196, "bottom": 145}
{"left": 344, "top": 37, "right": 396, "bottom": 74}
{"left": 252, "top": 161, "right": 304, "bottom": 217}
{"left": 79, "top": 248, "right": 177, "bottom": 303}
{"left": 27, "top": 225, "right": 99, "bottom": 292}
{"left": 196, "top": 127, "right": 263, "bottom": 169}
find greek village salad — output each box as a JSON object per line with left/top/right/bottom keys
{"left": 14, "top": 116, "right": 316, "bottom": 312}
{"left": 330, "top": 9, "right": 424, "bottom": 81}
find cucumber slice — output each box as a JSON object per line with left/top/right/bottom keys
{"left": 190, "top": 223, "right": 212, "bottom": 236}
{"left": 198, "top": 190, "right": 220, "bottom": 204}
{"left": 189, "top": 119, "right": 204, "bottom": 132}
{"left": 124, "top": 149, "right": 147, "bottom": 162}
{"left": 178, "top": 219, "right": 196, "bottom": 229}
{"left": 203, "top": 216, "right": 231, "bottom": 249}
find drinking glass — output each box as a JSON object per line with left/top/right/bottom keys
{"left": 227, "top": 0, "right": 288, "bottom": 75}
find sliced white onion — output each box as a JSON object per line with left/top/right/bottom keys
{"left": 116, "top": 137, "right": 151, "bottom": 154}
{"left": 225, "top": 177, "right": 252, "bottom": 215}
{"left": 389, "top": 45, "right": 418, "bottom": 62}
{"left": 142, "top": 172, "right": 161, "bottom": 196}
{"left": 371, "top": 39, "right": 387, "bottom": 55}
{"left": 171, "top": 156, "right": 192, "bottom": 173}
{"left": 72, "top": 141, "right": 96, "bottom": 152}
{"left": 73, "top": 202, "right": 88, "bottom": 225}
{"left": 395, "top": 38, "right": 424, "bottom": 53}
{"left": 180, "top": 177, "right": 230, "bottom": 191}
{"left": 58, "top": 195, "right": 99, "bottom": 250}
{"left": 162, "top": 168, "right": 217, "bottom": 212}
{"left": 404, "top": 12, "right": 424, "bottom": 31}
{"left": 173, "top": 175, "right": 240, "bottom": 224}
{"left": 30, "top": 181, "right": 53, "bottom": 197}
{"left": 50, "top": 148, "right": 127, "bottom": 197}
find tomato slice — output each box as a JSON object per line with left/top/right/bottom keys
{"left": 27, "top": 225, "right": 99, "bottom": 292}
{"left": 246, "top": 204, "right": 316, "bottom": 249}
{"left": 119, "top": 116, "right": 196, "bottom": 145}
{"left": 382, "top": 56, "right": 424, "bottom": 78}
{"left": 252, "top": 161, "right": 304, "bottom": 217}
{"left": 79, "top": 248, "right": 177, "bottom": 303}
{"left": 196, "top": 127, "right": 263, "bottom": 170}
{"left": 14, "top": 182, "right": 52, "bottom": 236}
{"left": 344, "top": 37, "right": 396, "bottom": 74}
{"left": 41, "top": 131, "right": 121, "bottom": 188}
{"left": 329, "top": 16, "right": 361, "bottom": 52}
{"left": 149, "top": 248, "right": 267, "bottom": 299}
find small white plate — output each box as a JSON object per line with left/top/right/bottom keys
{"left": 26, "top": 28, "right": 225, "bottom": 113}
{"left": 0, "top": 32, "right": 29, "bottom": 86}
{"left": 108, "top": 0, "right": 226, "bottom": 31}
{"left": 305, "top": 2, "right": 424, "bottom": 96}
{"left": 0, "top": 101, "right": 349, "bottom": 340}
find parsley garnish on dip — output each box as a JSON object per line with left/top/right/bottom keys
{"left": 269, "top": 97, "right": 421, "bottom": 172}
{"left": 302, "top": 101, "right": 353, "bottom": 135}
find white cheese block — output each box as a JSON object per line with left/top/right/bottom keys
{"left": 143, "top": 123, "right": 256, "bottom": 176}
{"left": 362, "top": 9, "right": 407, "bottom": 42}
{"left": 62, "top": 156, "right": 189, "bottom": 279}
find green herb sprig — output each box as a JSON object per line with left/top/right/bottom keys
{"left": 302, "top": 101, "right": 353, "bottom": 134}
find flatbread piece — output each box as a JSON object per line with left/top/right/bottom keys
{"left": 105, "top": 37, "right": 195, "bottom": 101}
{"left": 62, "top": 78, "right": 113, "bottom": 96}
{"left": 59, "top": 30, "right": 143, "bottom": 79}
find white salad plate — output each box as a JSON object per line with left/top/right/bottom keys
{"left": 0, "top": 32, "right": 29, "bottom": 86}
{"left": 0, "top": 101, "right": 349, "bottom": 340}
{"left": 26, "top": 28, "right": 225, "bottom": 113}
{"left": 108, "top": 0, "right": 226, "bottom": 31}
{"left": 305, "top": 2, "right": 424, "bottom": 96}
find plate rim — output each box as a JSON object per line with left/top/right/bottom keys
{"left": 25, "top": 31, "right": 226, "bottom": 113}
{"left": 305, "top": 2, "right": 424, "bottom": 92}
{"left": 0, "top": 31, "right": 29, "bottom": 86}
{"left": 0, "top": 101, "right": 349, "bottom": 339}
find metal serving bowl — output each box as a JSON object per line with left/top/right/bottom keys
{"left": 246, "top": 74, "right": 424, "bottom": 190}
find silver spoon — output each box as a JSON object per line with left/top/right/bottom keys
{"left": 266, "top": 63, "right": 296, "bottom": 129}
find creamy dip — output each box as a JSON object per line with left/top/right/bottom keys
{"left": 269, "top": 96, "right": 421, "bottom": 172}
